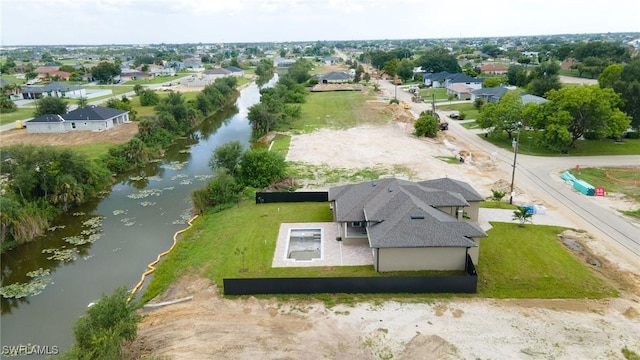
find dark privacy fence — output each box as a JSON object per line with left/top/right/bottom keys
{"left": 255, "top": 191, "right": 328, "bottom": 204}
{"left": 224, "top": 256, "right": 477, "bottom": 295}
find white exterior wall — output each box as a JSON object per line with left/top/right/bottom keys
{"left": 26, "top": 122, "right": 66, "bottom": 133}
{"left": 375, "top": 247, "right": 468, "bottom": 272}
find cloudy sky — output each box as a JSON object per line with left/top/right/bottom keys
{"left": 1, "top": 0, "right": 638, "bottom": 46}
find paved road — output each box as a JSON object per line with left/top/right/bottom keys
{"left": 376, "top": 79, "right": 640, "bottom": 262}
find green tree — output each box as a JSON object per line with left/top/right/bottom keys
{"left": 287, "top": 59, "right": 313, "bottom": 84}
{"left": 237, "top": 149, "right": 287, "bottom": 188}
{"left": 76, "top": 97, "right": 88, "bottom": 108}
{"left": 63, "top": 287, "right": 141, "bottom": 360}
{"left": 599, "top": 64, "right": 623, "bottom": 89}
{"left": 363, "top": 72, "right": 371, "bottom": 83}
{"left": 91, "top": 61, "right": 121, "bottom": 83}
{"left": 512, "top": 206, "right": 533, "bottom": 227}
{"left": 133, "top": 84, "right": 144, "bottom": 95}
{"left": 209, "top": 140, "right": 244, "bottom": 175}
{"left": 613, "top": 58, "right": 640, "bottom": 129}
{"left": 476, "top": 91, "right": 523, "bottom": 138}
{"left": 489, "top": 189, "right": 506, "bottom": 207}
{"left": 483, "top": 76, "right": 508, "bottom": 88}
{"left": 34, "top": 96, "right": 68, "bottom": 116}
{"left": 396, "top": 58, "right": 414, "bottom": 82}
{"left": 544, "top": 85, "right": 631, "bottom": 146}
{"left": 0, "top": 97, "right": 17, "bottom": 113}
{"left": 25, "top": 71, "right": 37, "bottom": 82}
{"left": 527, "top": 61, "right": 561, "bottom": 97}
{"left": 139, "top": 89, "right": 160, "bottom": 106}
{"left": 416, "top": 48, "right": 461, "bottom": 74}
{"left": 481, "top": 44, "right": 503, "bottom": 59}
{"left": 414, "top": 113, "right": 439, "bottom": 138}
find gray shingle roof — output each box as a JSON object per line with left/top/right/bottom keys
{"left": 204, "top": 68, "right": 232, "bottom": 75}
{"left": 29, "top": 114, "right": 65, "bottom": 123}
{"left": 224, "top": 66, "right": 244, "bottom": 73}
{"left": 329, "top": 178, "right": 486, "bottom": 248}
{"left": 418, "top": 178, "right": 484, "bottom": 202}
{"left": 471, "top": 86, "right": 509, "bottom": 97}
{"left": 22, "top": 82, "right": 83, "bottom": 94}
{"left": 63, "top": 106, "right": 127, "bottom": 121}
{"left": 318, "top": 71, "right": 351, "bottom": 81}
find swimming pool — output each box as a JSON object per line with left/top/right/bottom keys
{"left": 287, "top": 228, "right": 322, "bottom": 261}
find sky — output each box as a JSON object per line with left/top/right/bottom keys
{"left": 1, "top": 0, "right": 639, "bottom": 46}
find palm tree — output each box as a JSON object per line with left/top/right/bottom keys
{"left": 512, "top": 206, "right": 533, "bottom": 227}
{"left": 77, "top": 97, "right": 88, "bottom": 108}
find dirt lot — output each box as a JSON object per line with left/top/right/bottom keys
{"left": 128, "top": 102, "right": 640, "bottom": 359}
{"left": 0, "top": 122, "right": 139, "bottom": 147}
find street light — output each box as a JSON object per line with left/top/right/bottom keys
{"left": 509, "top": 122, "right": 522, "bottom": 204}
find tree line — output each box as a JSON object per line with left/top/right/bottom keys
{"left": 0, "top": 76, "right": 240, "bottom": 250}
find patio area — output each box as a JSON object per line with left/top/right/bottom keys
{"left": 272, "top": 222, "right": 374, "bottom": 268}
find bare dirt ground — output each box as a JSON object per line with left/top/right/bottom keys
{"left": 129, "top": 102, "right": 640, "bottom": 359}
{"left": 0, "top": 122, "right": 139, "bottom": 147}
{"left": 559, "top": 75, "right": 598, "bottom": 85}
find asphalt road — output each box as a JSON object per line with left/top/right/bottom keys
{"left": 377, "top": 79, "right": 640, "bottom": 262}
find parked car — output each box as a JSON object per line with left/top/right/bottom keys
{"left": 449, "top": 111, "right": 460, "bottom": 119}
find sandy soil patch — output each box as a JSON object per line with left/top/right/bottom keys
{"left": 127, "top": 275, "right": 640, "bottom": 360}
{"left": 0, "top": 122, "right": 139, "bottom": 147}
{"left": 559, "top": 75, "right": 598, "bottom": 85}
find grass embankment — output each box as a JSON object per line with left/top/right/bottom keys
{"left": 0, "top": 108, "right": 35, "bottom": 125}
{"left": 143, "top": 200, "right": 616, "bottom": 303}
{"left": 124, "top": 74, "right": 189, "bottom": 85}
{"left": 481, "top": 130, "right": 640, "bottom": 156}
{"left": 291, "top": 91, "right": 389, "bottom": 132}
{"left": 270, "top": 134, "right": 291, "bottom": 157}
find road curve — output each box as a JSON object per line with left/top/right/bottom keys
{"left": 376, "top": 79, "right": 640, "bottom": 262}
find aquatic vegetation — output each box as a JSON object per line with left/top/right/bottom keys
{"left": 1, "top": 269, "right": 54, "bottom": 298}
{"left": 160, "top": 161, "right": 188, "bottom": 170}
{"left": 43, "top": 248, "right": 76, "bottom": 262}
{"left": 72, "top": 212, "right": 86, "bottom": 216}
{"left": 127, "top": 188, "right": 163, "bottom": 199}
{"left": 26, "top": 268, "right": 51, "bottom": 277}
{"left": 138, "top": 201, "right": 157, "bottom": 207}
{"left": 113, "top": 209, "right": 127, "bottom": 216}
{"left": 121, "top": 217, "right": 136, "bottom": 226}
{"left": 180, "top": 179, "right": 193, "bottom": 185}
{"left": 170, "top": 173, "right": 189, "bottom": 180}
{"left": 178, "top": 149, "right": 192, "bottom": 153}
{"left": 163, "top": 186, "right": 175, "bottom": 191}
{"left": 47, "top": 225, "right": 66, "bottom": 231}
{"left": 147, "top": 175, "right": 162, "bottom": 182}
{"left": 83, "top": 216, "right": 104, "bottom": 229}
{"left": 129, "top": 175, "right": 145, "bottom": 181}
{"left": 194, "top": 174, "right": 214, "bottom": 181}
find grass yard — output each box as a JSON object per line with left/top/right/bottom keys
{"left": 434, "top": 155, "right": 461, "bottom": 164}
{"left": 270, "top": 134, "right": 291, "bottom": 157}
{"left": 568, "top": 167, "right": 640, "bottom": 203}
{"left": 292, "top": 91, "right": 389, "bottom": 132}
{"left": 0, "top": 108, "right": 35, "bottom": 125}
{"left": 480, "top": 201, "right": 519, "bottom": 210}
{"left": 63, "top": 143, "right": 114, "bottom": 161}
{"left": 439, "top": 102, "right": 479, "bottom": 119}
{"left": 460, "top": 120, "right": 480, "bottom": 129}
{"left": 0, "top": 75, "right": 26, "bottom": 85}
{"left": 124, "top": 75, "right": 189, "bottom": 85}
{"left": 477, "top": 222, "right": 617, "bottom": 298}
{"left": 482, "top": 130, "right": 640, "bottom": 156}
{"left": 419, "top": 87, "right": 448, "bottom": 101}
{"left": 143, "top": 200, "right": 617, "bottom": 303}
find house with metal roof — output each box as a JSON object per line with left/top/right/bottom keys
{"left": 25, "top": 105, "right": 130, "bottom": 134}
{"left": 224, "top": 66, "right": 245, "bottom": 77}
{"left": 317, "top": 71, "right": 351, "bottom": 83}
{"left": 328, "top": 178, "right": 486, "bottom": 272}
{"left": 470, "top": 86, "right": 510, "bottom": 103}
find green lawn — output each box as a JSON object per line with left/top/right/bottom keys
{"left": 291, "top": 91, "right": 388, "bottom": 132}
{"left": 439, "top": 102, "right": 479, "bottom": 119}
{"left": 480, "top": 201, "right": 518, "bottom": 210}
{"left": 568, "top": 167, "right": 640, "bottom": 203}
{"left": 481, "top": 130, "right": 640, "bottom": 156}
{"left": 270, "top": 134, "right": 291, "bottom": 157}
{"left": 62, "top": 143, "right": 114, "bottom": 161}
{"left": 0, "top": 108, "right": 35, "bottom": 125}
{"left": 476, "top": 222, "right": 617, "bottom": 298}
{"left": 143, "top": 200, "right": 617, "bottom": 303}
{"left": 124, "top": 75, "right": 189, "bottom": 85}
{"left": 0, "top": 75, "right": 26, "bottom": 85}
{"left": 419, "top": 87, "right": 448, "bottom": 101}
{"left": 460, "top": 120, "right": 480, "bottom": 129}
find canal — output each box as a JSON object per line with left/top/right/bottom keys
{"left": 0, "top": 76, "right": 276, "bottom": 356}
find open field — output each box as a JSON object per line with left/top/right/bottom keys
{"left": 438, "top": 102, "right": 480, "bottom": 119}
{"left": 0, "top": 108, "right": 34, "bottom": 125}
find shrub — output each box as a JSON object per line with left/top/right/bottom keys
{"left": 474, "top": 98, "right": 485, "bottom": 110}
{"left": 62, "top": 287, "right": 141, "bottom": 359}
{"left": 139, "top": 89, "right": 160, "bottom": 106}
{"left": 458, "top": 111, "right": 466, "bottom": 120}
{"left": 414, "top": 114, "right": 439, "bottom": 138}
{"left": 583, "top": 131, "right": 602, "bottom": 140}
{"left": 0, "top": 97, "right": 17, "bottom": 113}
{"left": 624, "top": 131, "right": 640, "bottom": 139}
{"left": 238, "top": 149, "right": 287, "bottom": 188}
{"left": 389, "top": 98, "right": 399, "bottom": 104}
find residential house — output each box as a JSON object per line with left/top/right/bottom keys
{"left": 25, "top": 105, "right": 129, "bottom": 134}
{"left": 317, "top": 71, "right": 351, "bottom": 83}
{"left": 224, "top": 66, "right": 245, "bottom": 77}
{"left": 328, "top": 178, "right": 486, "bottom": 272}
{"left": 521, "top": 93, "right": 548, "bottom": 105}
{"left": 0, "top": 78, "right": 20, "bottom": 97}
{"left": 21, "top": 82, "right": 86, "bottom": 99}
{"left": 322, "top": 56, "right": 339, "bottom": 65}
{"left": 422, "top": 72, "right": 482, "bottom": 89}
{"left": 120, "top": 71, "right": 152, "bottom": 82}
{"left": 151, "top": 67, "right": 176, "bottom": 77}
{"left": 479, "top": 64, "right": 508, "bottom": 75}
{"left": 274, "top": 58, "right": 296, "bottom": 68}
{"left": 446, "top": 83, "right": 474, "bottom": 100}
{"left": 470, "top": 86, "right": 509, "bottom": 103}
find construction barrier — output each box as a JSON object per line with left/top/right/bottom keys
{"left": 127, "top": 215, "right": 199, "bottom": 303}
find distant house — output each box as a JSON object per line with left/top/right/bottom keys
{"left": 422, "top": 72, "right": 482, "bottom": 89}
{"left": 203, "top": 67, "right": 232, "bottom": 79}
{"left": 151, "top": 68, "right": 176, "bottom": 77}
{"left": 120, "top": 71, "right": 152, "bottom": 81}
{"left": 446, "top": 83, "right": 474, "bottom": 100}
{"left": 25, "top": 105, "right": 130, "bottom": 134}
{"left": 0, "top": 78, "right": 20, "bottom": 96}
{"left": 470, "top": 86, "right": 509, "bottom": 103}
{"left": 21, "top": 82, "right": 86, "bottom": 99}
{"left": 317, "top": 71, "right": 351, "bottom": 83}
{"left": 224, "top": 66, "right": 245, "bottom": 77}
{"left": 521, "top": 93, "right": 548, "bottom": 105}
{"left": 329, "top": 178, "right": 486, "bottom": 272}
{"left": 479, "top": 64, "right": 508, "bottom": 75}
{"left": 322, "top": 56, "right": 339, "bottom": 65}
{"left": 274, "top": 58, "right": 296, "bottom": 68}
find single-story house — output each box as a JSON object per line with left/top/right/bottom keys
{"left": 21, "top": 82, "right": 86, "bottom": 99}
{"left": 151, "top": 67, "right": 176, "bottom": 77}
{"left": 224, "top": 66, "right": 245, "bottom": 77}
{"left": 422, "top": 72, "right": 482, "bottom": 89}
{"left": 328, "top": 178, "right": 486, "bottom": 272}
{"left": 0, "top": 78, "right": 20, "bottom": 96}
{"left": 521, "top": 93, "right": 548, "bottom": 105}
{"left": 37, "top": 70, "right": 71, "bottom": 81}
{"left": 446, "top": 83, "right": 474, "bottom": 100}
{"left": 120, "top": 71, "right": 152, "bottom": 81}
{"left": 322, "top": 56, "right": 339, "bottom": 65}
{"left": 203, "top": 67, "right": 232, "bottom": 79}
{"left": 479, "top": 64, "right": 508, "bottom": 75}
{"left": 317, "top": 71, "right": 351, "bottom": 83}
{"left": 470, "top": 86, "right": 509, "bottom": 103}
{"left": 25, "top": 105, "right": 130, "bottom": 134}
{"left": 274, "top": 58, "right": 296, "bottom": 68}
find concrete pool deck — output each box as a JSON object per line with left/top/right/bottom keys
{"left": 272, "top": 222, "right": 374, "bottom": 268}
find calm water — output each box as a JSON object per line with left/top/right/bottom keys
{"left": 0, "top": 76, "right": 276, "bottom": 356}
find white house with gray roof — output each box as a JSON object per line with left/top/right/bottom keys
{"left": 25, "top": 105, "right": 129, "bottom": 134}
{"left": 21, "top": 82, "right": 86, "bottom": 100}
{"left": 328, "top": 178, "right": 486, "bottom": 272}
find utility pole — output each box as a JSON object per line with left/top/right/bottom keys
{"left": 509, "top": 123, "right": 522, "bottom": 204}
